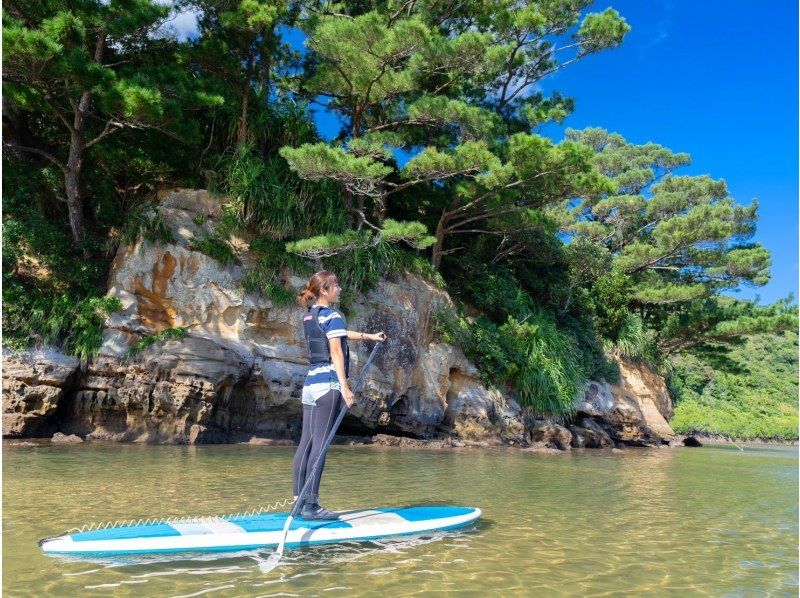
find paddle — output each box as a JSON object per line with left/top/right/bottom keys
{"left": 258, "top": 341, "right": 383, "bottom": 573}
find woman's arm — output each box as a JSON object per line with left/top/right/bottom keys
{"left": 328, "top": 339, "right": 354, "bottom": 406}
{"left": 346, "top": 330, "right": 386, "bottom": 341}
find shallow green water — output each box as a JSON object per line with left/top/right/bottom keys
{"left": 3, "top": 441, "right": 798, "bottom": 597}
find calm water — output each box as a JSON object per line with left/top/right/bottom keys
{"left": 3, "top": 441, "right": 798, "bottom": 597}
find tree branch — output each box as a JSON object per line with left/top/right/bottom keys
{"left": 85, "top": 120, "right": 124, "bottom": 149}
{"left": 41, "top": 83, "right": 76, "bottom": 132}
{"left": 387, "top": 0, "right": 417, "bottom": 25}
{"left": 4, "top": 142, "right": 67, "bottom": 172}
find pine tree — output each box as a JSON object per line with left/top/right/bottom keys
{"left": 278, "top": 1, "right": 629, "bottom": 262}
{"left": 3, "top": 0, "right": 222, "bottom": 251}
{"left": 558, "top": 128, "right": 771, "bottom": 304}
{"left": 552, "top": 127, "right": 783, "bottom": 354}
{"left": 185, "top": 0, "right": 303, "bottom": 150}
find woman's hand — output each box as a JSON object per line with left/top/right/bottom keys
{"left": 370, "top": 331, "right": 387, "bottom": 342}
{"left": 342, "top": 385, "right": 355, "bottom": 408}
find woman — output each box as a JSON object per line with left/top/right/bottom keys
{"left": 293, "top": 271, "right": 386, "bottom": 520}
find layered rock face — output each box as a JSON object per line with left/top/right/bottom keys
{"left": 572, "top": 356, "right": 675, "bottom": 446}
{"left": 2, "top": 348, "right": 80, "bottom": 437}
{"left": 4, "top": 190, "right": 524, "bottom": 444}
{"left": 2, "top": 188, "right": 674, "bottom": 447}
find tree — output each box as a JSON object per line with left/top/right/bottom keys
{"left": 556, "top": 128, "right": 772, "bottom": 306}
{"left": 3, "top": 0, "right": 222, "bottom": 251}
{"left": 278, "top": 1, "right": 629, "bottom": 262}
{"left": 185, "top": 0, "right": 303, "bottom": 151}
{"left": 539, "top": 127, "right": 783, "bottom": 357}
{"left": 655, "top": 295, "right": 797, "bottom": 356}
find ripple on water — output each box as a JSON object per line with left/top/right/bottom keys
{"left": 3, "top": 443, "right": 798, "bottom": 596}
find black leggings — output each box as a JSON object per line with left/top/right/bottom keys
{"left": 292, "top": 389, "right": 343, "bottom": 502}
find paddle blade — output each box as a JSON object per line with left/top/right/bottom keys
{"left": 255, "top": 551, "right": 283, "bottom": 574}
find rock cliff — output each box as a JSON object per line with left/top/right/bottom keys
{"left": 2, "top": 189, "right": 675, "bottom": 448}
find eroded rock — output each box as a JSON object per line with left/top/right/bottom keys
{"left": 575, "top": 356, "right": 676, "bottom": 446}
{"left": 529, "top": 421, "right": 572, "bottom": 450}
{"left": 51, "top": 432, "right": 83, "bottom": 444}
{"left": 2, "top": 348, "right": 80, "bottom": 438}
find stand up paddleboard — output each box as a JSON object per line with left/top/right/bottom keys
{"left": 39, "top": 505, "right": 481, "bottom": 556}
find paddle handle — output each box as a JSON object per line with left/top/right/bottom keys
{"left": 289, "top": 341, "right": 382, "bottom": 518}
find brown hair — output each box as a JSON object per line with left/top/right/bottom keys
{"left": 297, "top": 271, "right": 339, "bottom": 308}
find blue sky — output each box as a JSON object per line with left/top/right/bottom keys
{"left": 169, "top": 1, "right": 797, "bottom": 305}
{"left": 535, "top": 0, "right": 799, "bottom": 305}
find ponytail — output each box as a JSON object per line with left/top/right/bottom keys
{"left": 296, "top": 271, "right": 338, "bottom": 308}
{"left": 296, "top": 286, "right": 316, "bottom": 308}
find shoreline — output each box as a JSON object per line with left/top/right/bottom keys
{"left": 5, "top": 431, "right": 798, "bottom": 450}
{"left": 681, "top": 433, "right": 798, "bottom": 447}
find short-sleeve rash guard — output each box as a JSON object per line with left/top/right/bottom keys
{"left": 301, "top": 306, "right": 348, "bottom": 406}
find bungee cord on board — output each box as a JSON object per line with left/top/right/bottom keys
{"left": 64, "top": 497, "right": 294, "bottom": 535}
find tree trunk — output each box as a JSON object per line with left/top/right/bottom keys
{"left": 431, "top": 198, "right": 462, "bottom": 269}
{"left": 259, "top": 34, "right": 272, "bottom": 91}
{"left": 374, "top": 196, "right": 387, "bottom": 223}
{"left": 430, "top": 214, "right": 447, "bottom": 269}
{"left": 63, "top": 31, "right": 106, "bottom": 256}
{"left": 343, "top": 187, "right": 354, "bottom": 228}
{"left": 238, "top": 54, "right": 254, "bottom": 147}
{"left": 65, "top": 97, "right": 89, "bottom": 255}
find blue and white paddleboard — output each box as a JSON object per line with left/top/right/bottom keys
{"left": 39, "top": 506, "right": 481, "bottom": 556}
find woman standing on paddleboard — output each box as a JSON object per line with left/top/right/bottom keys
{"left": 293, "top": 271, "right": 386, "bottom": 520}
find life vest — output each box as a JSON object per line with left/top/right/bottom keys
{"left": 303, "top": 306, "right": 349, "bottom": 377}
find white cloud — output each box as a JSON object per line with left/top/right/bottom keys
{"left": 168, "top": 7, "right": 202, "bottom": 40}
{"left": 639, "top": 1, "right": 674, "bottom": 56}
{"left": 153, "top": 2, "right": 202, "bottom": 41}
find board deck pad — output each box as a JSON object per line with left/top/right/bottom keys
{"left": 39, "top": 506, "right": 481, "bottom": 556}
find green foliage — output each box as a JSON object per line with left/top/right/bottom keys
{"left": 189, "top": 235, "right": 237, "bottom": 265}
{"left": 655, "top": 296, "right": 798, "bottom": 355}
{"left": 283, "top": 220, "right": 437, "bottom": 259}
{"left": 323, "top": 242, "right": 399, "bottom": 307}
{"left": 213, "top": 208, "right": 243, "bottom": 240}
{"left": 380, "top": 219, "right": 436, "bottom": 250}
{"left": 4, "top": 0, "right": 222, "bottom": 245}
{"left": 576, "top": 8, "right": 631, "bottom": 55}
{"left": 4, "top": 289, "right": 122, "bottom": 361}
{"left": 610, "top": 311, "right": 669, "bottom": 373}
{"left": 286, "top": 231, "right": 365, "bottom": 259}
{"left": 279, "top": 143, "right": 394, "bottom": 193}
{"left": 500, "top": 314, "right": 585, "bottom": 417}
{"left": 465, "top": 264, "right": 534, "bottom": 321}
{"left": 2, "top": 160, "right": 106, "bottom": 294}
{"left": 669, "top": 330, "right": 799, "bottom": 440}
{"left": 262, "top": 283, "right": 296, "bottom": 306}
{"left": 444, "top": 247, "right": 616, "bottom": 383}
{"left": 283, "top": 2, "right": 629, "bottom": 260}
{"left": 562, "top": 128, "right": 771, "bottom": 306}
{"left": 125, "top": 327, "right": 188, "bottom": 361}
{"left": 121, "top": 205, "right": 174, "bottom": 247}
{"left": 241, "top": 236, "right": 312, "bottom": 303}
{"left": 212, "top": 131, "right": 346, "bottom": 239}
{"left": 303, "top": 11, "right": 430, "bottom": 106}
{"left": 587, "top": 269, "right": 631, "bottom": 340}
{"left": 434, "top": 309, "right": 584, "bottom": 417}
{"left": 2, "top": 158, "right": 121, "bottom": 359}
{"left": 389, "top": 249, "right": 447, "bottom": 289}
